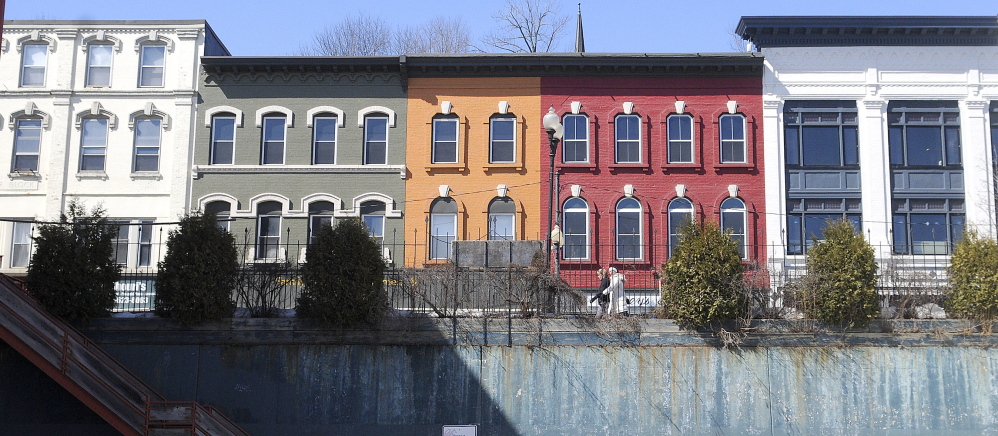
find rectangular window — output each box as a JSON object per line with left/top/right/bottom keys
{"left": 108, "top": 220, "right": 156, "bottom": 267}
{"left": 139, "top": 45, "right": 165, "bottom": 87}
{"left": 312, "top": 116, "right": 337, "bottom": 164}
{"left": 86, "top": 44, "right": 113, "bottom": 87}
{"left": 80, "top": 118, "right": 108, "bottom": 171}
{"left": 20, "top": 44, "right": 47, "bottom": 87}
{"left": 562, "top": 115, "right": 588, "bottom": 163}
{"left": 562, "top": 203, "right": 589, "bottom": 260}
{"left": 488, "top": 214, "right": 514, "bottom": 241}
{"left": 132, "top": 118, "right": 161, "bottom": 172}
{"left": 210, "top": 116, "right": 236, "bottom": 165}
{"left": 892, "top": 199, "right": 963, "bottom": 255}
{"left": 720, "top": 114, "right": 746, "bottom": 163}
{"left": 10, "top": 221, "right": 32, "bottom": 268}
{"left": 429, "top": 214, "right": 456, "bottom": 260}
{"left": 261, "top": 116, "right": 286, "bottom": 165}
{"left": 615, "top": 115, "right": 641, "bottom": 163}
{"left": 490, "top": 117, "right": 516, "bottom": 163}
{"left": 667, "top": 114, "right": 694, "bottom": 164}
{"left": 785, "top": 199, "right": 861, "bottom": 255}
{"left": 364, "top": 116, "right": 389, "bottom": 165}
{"left": 12, "top": 119, "right": 42, "bottom": 172}
{"left": 363, "top": 215, "right": 385, "bottom": 245}
{"left": 432, "top": 117, "right": 458, "bottom": 164}
{"left": 110, "top": 221, "right": 129, "bottom": 266}
{"left": 257, "top": 216, "right": 281, "bottom": 259}
{"left": 137, "top": 222, "right": 153, "bottom": 267}
{"left": 784, "top": 102, "right": 858, "bottom": 167}
{"left": 888, "top": 102, "right": 961, "bottom": 168}
{"left": 309, "top": 215, "right": 332, "bottom": 244}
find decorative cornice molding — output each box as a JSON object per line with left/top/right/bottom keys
{"left": 16, "top": 31, "right": 57, "bottom": 52}
{"left": 81, "top": 32, "right": 123, "bottom": 52}
{"left": 74, "top": 102, "right": 117, "bottom": 129}
{"left": 128, "top": 103, "right": 172, "bottom": 130}
{"left": 738, "top": 16, "right": 998, "bottom": 48}
{"left": 192, "top": 164, "right": 407, "bottom": 179}
{"left": 9, "top": 102, "right": 51, "bottom": 129}
{"left": 134, "top": 31, "right": 175, "bottom": 52}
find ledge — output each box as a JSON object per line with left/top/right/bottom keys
{"left": 76, "top": 171, "right": 108, "bottom": 180}
{"left": 193, "top": 164, "right": 407, "bottom": 179}
{"left": 129, "top": 172, "right": 162, "bottom": 181}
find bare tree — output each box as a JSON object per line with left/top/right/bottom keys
{"left": 300, "top": 15, "right": 471, "bottom": 56}
{"left": 480, "top": 0, "right": 571, "bottom": 53}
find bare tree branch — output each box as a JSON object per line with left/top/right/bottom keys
{"left": 300, "top": 14, "right": 471, "bottom": 56}
{"left": 395, "top": 17, "right": 472, "bottom": 54}
{"left": 479, "top": 0, "right": 570, "bottom": 53}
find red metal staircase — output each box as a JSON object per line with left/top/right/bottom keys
{"left": 0, "top": 274, "right": 249, "bottom": 435}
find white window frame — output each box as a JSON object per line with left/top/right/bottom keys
{"left": 10, "top": 221, "right": 33, "bottom": 268}
{"left": 361, "top": 200, "right": 387, "bottom": 246}
{"left": 80, "top": 118, "right": 109, "bottom": 172}
{"left": 12, "top": 118, "right": 42, "bottom": 173}
{"left": 429, "top": 213, "right": 457, "bottom": 260}
{"left": 432, "top": 117, "right": 459, "bottom": 164}
{"left": 668, "top": 198, "right": 695, "bottom": 256}
{"left": 132, "top": 117, "right": 162, "bottom": 173}
{"left": 109, "top": 220, "right": 155, "bottom": 268}
{"left": 614, "top": 114, "right": 642, "bottom": 164}
{"left": 489, "top": 116, "right": 517, "bottom": 164}
{"left": 210, "top": 115, "right": 237, "bottom": 165}
{"left": 615, "top": 198, "right": 643, "bottom": 260}
{"left": 86, "top": 43, "right": 113, "bottom": 87}
{"left": 562, "top": 198, "right": 590, "bottom": 260}
{"left": 312, "top": 115, "right": 338, "bottom": 165}
{"left": 364, "top": 115, "right": 389, "bottom": 165}
{"left": 667, "top": 114, "right": 695, "bottom": 164}
{"left": 256, "top": 215, "right": 282, "bottom": 260}
{"left": 260, "top": 115, "right": 287, "bottom": 165}
{"left": 138, "top": 44, "right": 166, "bottom": 88}
{"left": 719, "top": 114, "right": 747, "bottom": 163}
{"left": 720, "top": 198, "right": 747, "bottom": 259}
{"left": 20, "top": 43, "right": 48, "bottom": 87}
{"left": 562, "top": 114, "right": 589, "bottom": 164}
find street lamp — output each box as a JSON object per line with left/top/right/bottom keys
{"left": 542, "top": 107, "right": 564, "bottom": 271}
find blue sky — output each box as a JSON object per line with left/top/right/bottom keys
{"left": 6, "top": 1, "right": 997, "bottom": 56}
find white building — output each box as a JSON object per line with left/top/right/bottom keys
{"left": 0, "top": 20, "right": 229, "bottom": 274}
{"left": 738, "top": 16, "right": 998, "bottom": 284}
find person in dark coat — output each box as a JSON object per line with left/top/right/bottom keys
{"left": 590, "top": 268, "right": 610, "bottom": 318}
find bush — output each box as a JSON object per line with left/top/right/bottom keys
{"left": 155, "top": 212, "right": 239, "bottom": 324}
{"left": 946, "top": 231, "right": 998, "bottom": 323}
{"left": 298, "top": 218, "right": 387, "bottom": 326}
{"left": 26, "top": 201, "right": 121, "bottom": 322}
{"left": 661, "top": 220, "right": 745, "bottom": 329}
{"left": 801, "top": 219, "right": 879, "bottom": 327}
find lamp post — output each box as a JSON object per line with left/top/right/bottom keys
{"left": 542, "top": 107, "right": 563, "bottom": 272}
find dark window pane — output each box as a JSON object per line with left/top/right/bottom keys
{"left": 889, "top": 126, "right": 903, "bottom": 165}
{"left": 784, "top": 127, "right": 799, "bottom": 166}
{"left": 905, "top": 126, "right": 943, "bottom": 166}
{"left": 801, "top": 126, "right": 840, "bottom": 166}
{"left": 787, "top": 215, "right": 803, "bottom": 255}
{"left": 843, "top": 127, "right": 858, "bottom": 165}
{"left": 893, "top": 215, "right": 908, "bottom": 254}
{"left": 945, "top": 126, "right": 961, "bottom": 165}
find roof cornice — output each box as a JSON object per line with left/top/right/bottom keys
{"left": 737, "top": 16, "right": 998, "bottom": 48}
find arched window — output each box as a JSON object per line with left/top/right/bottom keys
{"left": 308, "top": 201, "right": 335, "bottom": 244}
{"left": 562, "top": 114, "right": 589, "bottom": 163}
{"left": 360, "top": 200, "right": 387, "bottom": 245}
{"left": 616, "top": 198, "right": 642, "bottom": 260}
{"left": 210, "top": 113, "right": 236, "bottom": 165}
{"left": 204, "top": 200, "right": 231, "bottom": 232}
{"left": 562, "top": 198, "right": 589, "bottom": 260}
{"left": 429, "top": 197, "right": 457, "bottom": 260}
{"left": 668, "top": 198, "right": 694, "bottom": 255}
{"left": 256, "top": 201, "right": 282, "bottom": 259}
{"left": 720, "top": 198, "right": 747, "bottom": 259}
{"left": 488, "top": 197, "right": 516, "bottom": 241}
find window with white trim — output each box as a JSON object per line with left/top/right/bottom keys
{"left": 20, "top": 44, "right": 47, "bottom": 87}
{"left": 204, "top": 201, "right": 231, "bottom": 232}
{"left": 132, "top": 118, "right": 161, "bottom": 172}
{"left": 86, "top": 44, "right": 113, "bottom": 87}
{"left": 562, "top": 198, "right": 589, "bottom": 260}
{"left": 10, "top": 221, "right": 33, "bottom": 268}
{"left": 615, "top": 114, "right": 641, "bottom": 163}
{"left": 256, "top": 201, "right": 282, "bottom": 259}
{"left": 784, "top": 101, "right": 858, "bottom": 167}
{"left": 109, "top": 220, "right": 154, "bottom": 267}
{"left": 312, "top": 116, "right": 337, "bottom": 164}
{"left": 719, "top": 114, "right": 746, "bottom": 163}
{"left": 488, "top": 197, "right": 515, "bottom": 241}
{"left": 261, "top": 115, "right": 286, "bottom": 165}
{"left": 616, "top": 198, "right": 642, "bottom": 260}
{"left": 12, "top": 118, "right": 42, "bottom": 172}
{"left": 562, "top": 114, "right": 589, "bottom": 163}
{"left": 361, "top": 200, "right": 387, "bottom": 246}
{"left": 489, "top": 115, "right": 516, "bottom": 164}
{"left": 308, "top": 201, "right": 334, "bottom": 244}
{"left": 667, "top": 114, "right": 694, "bottom": 164}
{"left": 720, "top": 198, "right": 747, "bottom": 259}
{"left": 210, "top": 114, "right": 236, "bottom": 165}
{"left": 364, "top": 115, "right": 389, "bottom": 165}
{"left": 668, "top": 198, "right": 694, "bottom": 256}
{"left": 429, "top": 197, "right": 457, "bottom": 260}
{"left": 80, "top": 118, "right": 109, "bottom": 171}
{"left": 432, "top": 116, "right": 459, "bottom": 164}
{"left": 138, "top": 44, "right": 165, "bottom": 87}
{"left": 892, "top": 199, "right": 963, "bottom": 255}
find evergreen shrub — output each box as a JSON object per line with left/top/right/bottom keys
{"left": 800, "top": 219, "right": 879, "bottom": 327}
{"left": 946, "top": 231, "right": 998, "bottom": 323}
{"left": 661, "top": 220, "right": 745, "bottom": 329}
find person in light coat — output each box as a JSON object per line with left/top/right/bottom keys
{"left": 605, "top": 267, "right": 628, "bottom": 317}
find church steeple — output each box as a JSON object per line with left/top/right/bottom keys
{"left": 574, "top": 3, "right": 585, "bottom": 53}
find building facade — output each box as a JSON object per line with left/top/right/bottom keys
{"left": 737, "top": 16, "right": 998, "bottom": 283}
{"left": 192, "top": 57, "right": 407, "bottom": 263}
{"left": 0, "top": 20, "right": 228, "bottom": 274}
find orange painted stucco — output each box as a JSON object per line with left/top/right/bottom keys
{"left": 404, "top": 77, "right": 542, "bottom": 266}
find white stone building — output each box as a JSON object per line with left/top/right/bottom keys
{"left": 738, "top": 16, "right": 998, "bottom": 285}
{"left": 0, "top": 20, "right": 229, "bottom": 274}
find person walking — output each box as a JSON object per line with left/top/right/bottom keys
{"left": 606, "top": 267, "right": 628, "bottom": 317}
{"left": 590, "top": 268, "right": 610, "bottom": 318}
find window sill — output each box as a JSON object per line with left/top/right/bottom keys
{"left": 76, "top": 171, "right": 108, "bottom": 180}
{"left": 660, "top": 163, "right": 702, "bottom": 172}
{"left": 425, "top": 163, "right": 467, "bottom": 172}
{"left": 129, "top": 172, "right": 162, "bottom": 181}
{"left": 608, "top": 163, "right": 650, "bottom": 172}
{"left": 557, "top": 163, "right": 597, "bottom": 171}
{"left": 8, "top": 171, "right": 40, "bottom": 179}
{"left": 713, "top": 163, "right": 754, "bottom": 171}
{"left": 483, "top": 163, "right": 523, "bottom": 171}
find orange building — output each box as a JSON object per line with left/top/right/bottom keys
{"left": 404, "top": 74, "right": 542, "bottom": 266}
